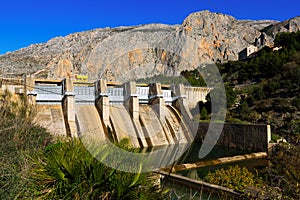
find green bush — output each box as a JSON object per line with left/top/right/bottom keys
{"left": 204, "top": 165, "right": 263, "bottom": 192}
{"left": 0, "top": 90, "right": 51, "bottom": 199}
{"left": 200, "top": 107, "right": 208, "bottom": 120}
{"left": 31, "top": 138, "right": 166, "bottom": 199}
{"left": 265, "top": 144, "right": 300, "bottom": 199}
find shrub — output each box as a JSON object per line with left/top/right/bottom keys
{"left": 265, "top": 144, "right": 300, "bottom": 199}
{"left": 204, "top": 165, "right": 263, "bottom": 192}
{"left": 31, "top": 138, "right": 166, "bottom": 199}
{"left": 0, "top": 90, "right": 51, "bottom": 199}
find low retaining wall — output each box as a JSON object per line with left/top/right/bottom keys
{"left": 163, "top": 152, "right": 267, "bottom": 172}
{"left": 156, "top": 171, "right": 242, "bottom": 199}
{"left": 195, "top": 123, "right": 271, "bottom": 152}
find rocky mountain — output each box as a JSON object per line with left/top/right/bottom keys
{"left": 0, "top": 10, "right": 299, "bottom": 82}
{"left": 262, "top": 15, "right": 300, "bottom": 37}
{"left": 237, "top": 20, "right": 279, "bottom": 31}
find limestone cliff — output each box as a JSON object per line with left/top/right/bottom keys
{"left": 262, "top": 15, "right": 300, "bottom": 37}
{"left": 0, "top": 11, "right": 299, "bottom": 82}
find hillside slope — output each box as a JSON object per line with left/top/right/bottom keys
{"left": 218, "top": 31, "right": 300, "bottom": 143}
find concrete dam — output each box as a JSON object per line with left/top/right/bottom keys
{"left": 24, "top": 77, "right": 212, "bottom": 148}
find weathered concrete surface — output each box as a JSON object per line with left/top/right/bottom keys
{"left": 75, "top": 105, "right": 107, "bottom": 141}
{"left": 35, "top": 105, "right": 66, "bottom": 135}
{"left": 95, "top": 79, "right": 110, "bottom": 127}
{"left": 171, "top": 84, "right": 195, "bottom": 139}
{"left": 139, "top": 105, "right": 169, "bottom": 146}
{"left": 26, "top": 76, "right": 36, "bottom": 105}
{"left": 195, "top": 123, "right": 271, "bottom": 152}
{"left": 123, "top": 81, "right": 139, "bottom": 120}
{"left": 109, "top": 105, "right": 141, "bottom": 147}
{"left": 166, "top": 105, "right": 194, "bottom": 143}
{"left": 149, "top": 83, "right": 165, "bottom": 119}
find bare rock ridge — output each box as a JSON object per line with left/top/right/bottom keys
{"left": 262, "top": 15, "right": 300, "bottom": 37}
{"left": 0, "top": 10, "right": 299, "bottom": 81}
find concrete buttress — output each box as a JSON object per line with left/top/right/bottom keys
{"left": 62, "top": 78, "right": 77, "bottom": 137}
{"left": 95, "top": 79, "right": 110, "bottom": 127}
{"left": 123, "top": 81, "right": 139, "bottom": 120}
{"left": 171, "top": 84, "right": 195, "bottom": 141}
{"left": 149, "top": 83, "right": 165, "bottom": 119}
{"left": 25, "top": 76, "right": 37, "bottom": 105}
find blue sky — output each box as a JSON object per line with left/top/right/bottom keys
{"left": 0, "top": 0, "right": 299, "bottom": 55}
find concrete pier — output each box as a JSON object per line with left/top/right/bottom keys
{"left": 62, "top": 78, "right": 77, "bottom": 137}
{"left": 95, "top": 79, "right": 110, "bottom": 127}
{"left": 26, "top": 76, "right": 37, "bottom": 105}
{"left": 171, "top": 84, "right": 195, "bottom": 142}
{"left": 123, "top": 81, "right": 139, "bottom": 120}
{"left": 149, "top": 82, "right": 165, "bottom": 119}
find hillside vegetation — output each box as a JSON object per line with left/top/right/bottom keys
{"left": 0, "top": 90, "right": 51, "bottom": 198}
{"left": 182, "top": 31, "right": 300, "bottom": 199}
{"left": 221, "top": 31, "right": 300, "bottom": 144}
{"left": 185, "top": 31, "right": 300, "bottom": 144}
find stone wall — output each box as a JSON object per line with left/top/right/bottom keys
{"left": 195, "top": 123, "right": 271, "bottom": 152}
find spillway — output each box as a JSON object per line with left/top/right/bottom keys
{"left": 165, "top": 105, "right": 194, "bottom": 143}
{"left": 75, "top": 105, "right": 107, "bottom": 142}
{"left": 31, "top": 78, "right": 199, "bottom": 148}
{"left": 74, "top": 104, "right": 194, "bottom": 148}
{"left": 106, "top": 104, "right": 194, "bottom": 147}
{"left": 139, "top": 105, "right": 171, "bottom": 146}
{"left": 109, "top": 105, "right": 141, "bottom": 147}
{"left": 35, "top": 105, "right": 66, "bottom": 135}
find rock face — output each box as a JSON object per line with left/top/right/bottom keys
{"left": 238, "top": 20, "right": 279, "bottom": 31}
{"left": 0, "top": 11, "right": 298, "bottom": 81}
{"left": 262, "top": 16, "right": 300, "bottom": 37}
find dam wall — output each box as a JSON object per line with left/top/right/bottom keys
{"left": 94, "top": 80, "right": 195, "bottom": 148}
{"left": 0, "top": 77, "right": 271, "bottom": 152}
{"left": 16, "top": 77, "right": 201, "bottom": 148}
{"left": 195, "top": 122, "right": 271, "bottom": 152}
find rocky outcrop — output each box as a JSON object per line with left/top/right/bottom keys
{"left": 238, "top": 20, "right": 279, "bottom": 31}
{"left": 262, "top": 16, "right": 300, "bottom": 37}
{"left": 0, "top": 11, "right": 298, "bottom": 81}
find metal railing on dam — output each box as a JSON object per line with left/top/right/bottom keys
{"left": 32, "top": 80, "right": 195, "bottom": 105}
{"left": 35, "top": 84, "right": 63, "bottom": 104}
